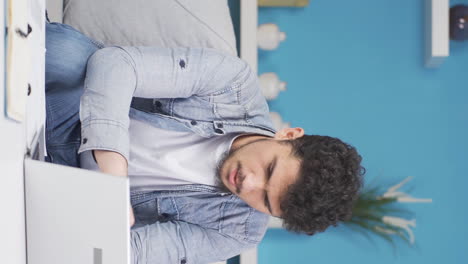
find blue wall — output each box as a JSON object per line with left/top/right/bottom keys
{"left": 257, "top": 0, "right": 468, "bottom": 263}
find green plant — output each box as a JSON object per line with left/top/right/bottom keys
{"left": 344, "top": 177, "right": 432, "bottom": 248}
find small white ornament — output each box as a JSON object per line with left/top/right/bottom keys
{"left": 269, "top": 112, "right": 290, "bottom": 131}
{"left": 257, "top": 23, "right": 287, "bottom": 50}
{"left": 259, "top": 72, "right": 287, "bottom": 100}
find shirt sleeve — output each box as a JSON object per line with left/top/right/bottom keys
{"left": 130, "top": 220, "right": 254, "bottom": 264}
{"left": 77, "top": 46, "right": 252, "bottom": 162}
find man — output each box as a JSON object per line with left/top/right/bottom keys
{"left": 45, "top": 21, "right": 364, "bottom": 263}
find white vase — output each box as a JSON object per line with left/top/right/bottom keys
{"left": 257, "top": 23, "right": 286, "bottom": 50}
{"left": 269, "top": 112, "right": 290, "bottom": 131}
{"left": 259, "top": 72, "right": 287, "bottom": 100}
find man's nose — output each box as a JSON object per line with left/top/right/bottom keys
{"left": 240, "top": 172, "right": 264, "bottom": 193}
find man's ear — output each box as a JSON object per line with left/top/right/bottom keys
{"left": 274, "top": 127, "right": 305, "bottom": 140}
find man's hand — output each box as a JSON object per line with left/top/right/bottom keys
{"left": 93, "top": 150, "right": 135, "bottom": 227}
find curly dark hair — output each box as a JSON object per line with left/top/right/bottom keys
{"left": 279, "top": 135, "right": 365, "bottom": 235}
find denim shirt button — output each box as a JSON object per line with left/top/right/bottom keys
{"left": 190, "top": 120, "right": 197, "bottom": 126}
{"left": 214, "top": 128, "right": 224, "bottom": 134}
{"left": 216, "top": 123, "right": 223, "bottom": 128}
{"left": 180, "top": 258, "right": 187, "bottom": 264}
{"left": 154, "top": 101, "right": 162, "bottom": 108}
{"left": 82, "top": 138, "right": 88, "bottom": 144}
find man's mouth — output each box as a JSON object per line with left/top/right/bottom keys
{"left": 228, "top": 165, "right": 239, "bottom": 186}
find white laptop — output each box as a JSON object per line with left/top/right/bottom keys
{"left": 24, "top": 158, "right": 130, "bottom": 264}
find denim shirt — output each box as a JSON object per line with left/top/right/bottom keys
{"left": 130, "top": 185, "right": 270, "bottom": 264}
{"left": 76, "top": 46, "right": 276, "bottom": 263}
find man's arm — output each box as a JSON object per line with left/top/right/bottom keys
{"left": 78, "top": 46, "right": 251, "bottom": 164}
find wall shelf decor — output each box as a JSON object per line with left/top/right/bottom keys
{"left": 425, "top": 0, "right": 449, "bottom": 67}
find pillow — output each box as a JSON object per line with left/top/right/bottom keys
{"left": 62, "top": 0, "right": 237, "bottom": 56}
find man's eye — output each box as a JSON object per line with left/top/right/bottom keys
{"left": 267, "top": 164, "right": 273, "bottom": 178}
{"left": 267, "top": 157, "right": 277, "bottom": 180}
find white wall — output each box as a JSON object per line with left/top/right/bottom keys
{"left": 0, "top": 0, "right": 27, "bottom": 262}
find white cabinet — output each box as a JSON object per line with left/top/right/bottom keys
{"left": 0, "top": 0, "right": 44, "bottom": 263}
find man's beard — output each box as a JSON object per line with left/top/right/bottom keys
{"left": 214, "top": 149, "right": 233, "bottom": 194}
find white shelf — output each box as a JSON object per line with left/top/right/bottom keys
{"left": 240, "top": 0, "right": 258, "bottom": 73}
{"left": 425, "top": 0, "right": 449, "bottom": 67}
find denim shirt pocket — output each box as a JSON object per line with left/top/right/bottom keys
{"left": 209, "top": 89, "right": 247, "bottom": 121}
{"left": 219, "top": 197, "right": 269, "bottom": 243}
{"left": 163, "top": 195, "right": 223, "bottom": 229}
{"left": 166, "top": 194, "right": 268, "bottom": 243}
{"left": 213, "top": 102, "right": 247, "bottom": 121}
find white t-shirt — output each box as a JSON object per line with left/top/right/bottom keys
{"left": 127, "top": 118, "right": 240, "bottom": 192}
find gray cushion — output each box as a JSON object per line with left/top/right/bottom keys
{"left": 62, "top": 0, "right": 237, "bottom": 56}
